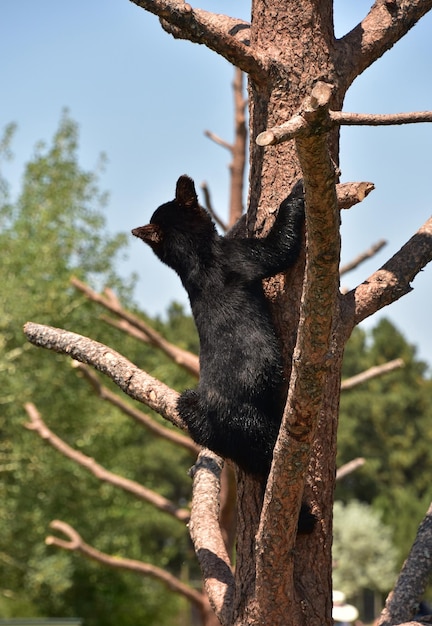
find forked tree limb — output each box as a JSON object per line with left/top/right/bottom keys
{"left": 24, "top": 402, "right": 190, "bottom": 523}
{"left": 188, "top": 450, "right": 235, "bottom": 625}
{"left": 23, "top": 323, "right": 184, "bottom": 430}
{"left": 46, "top": 519, "right": 204, "bottom": 609}
{"left": 378, "top": 502, "right": 432, "bottom": 626}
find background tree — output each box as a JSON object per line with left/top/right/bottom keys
{"left": 333, "top": 500, "right": 398, "bottom": 601}
{"left": 0, "top": 117, "right": 198, "bottom": 625}
{"left": 14, "top": 2, "right": 432, "bottom": 625}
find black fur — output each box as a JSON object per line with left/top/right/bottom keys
{"left": 133, "top": 176, "right": 315, "bottom": 533}
{"left": 132, "top": 175, "right": 304, "bottom": 477}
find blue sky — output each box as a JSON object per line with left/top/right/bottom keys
{"left": 1, "top": 1, "right": 431, "bottom": 368}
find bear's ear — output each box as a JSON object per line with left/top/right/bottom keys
{"left": 175, "top": 175, "right": 198, "bottom": 208}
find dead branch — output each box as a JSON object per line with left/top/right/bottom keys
{"left": 257, "top": 109, "right": 432, "bottom": 147}
{"left": 23, "top": 322, "right": 184, "bottom": 430}
{"left": 341, "top": 358, "right": 404, "bottom": 390}
{"left": 24, "top": 402, "right": 190, "bottom": 523}
{"left": 201, "top": 181, "right": 229, "bottom": 233}
{"left": 336, "top": 181, "right": 375, "bottom": 210}
{"left": 188, "top": 450, "right": 235, "bottom": 625}
{"left": 340, "top": 239, "right": 387, "bottom": 276}
{"left": 204, "top": 130, "right": 232, "bottom": 151}
{"left": 336, "top": 458, "right": 365, "bottom": 481}
{"left": 330, "top": 110, "right": 432, "bottom": 126}
{"left": 72, "top": 277, "right": 199, "bottom": 376}
{"left": 74, "top": 362, "right": 199, "bottom": 454}
{"left": 378, "top": 502, "right": 432, "bottom": 626}
{"left": 228, "top": 67, "right": 247, "bottom": 227}
{"left": 46, "top": 519, "right": 203, "bottom": 609}
{"left": 343, "top": 216, "right": 432, "bottom": 328}
{"left": 337, "top": 0, "right": 432, "bottom": 90}
{"left": 130, "top": 1, "right": 263, "bottom": 82}
{"left": 255, "top": 81, "right": 340, "bottom": 616}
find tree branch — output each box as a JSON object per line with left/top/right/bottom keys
{"left": 336, "top": 457, "right": 365, "bottom": 481}
{"left": 46, "top": 519, "right": 204, "bottom": 609}
{"left": 257, "top": 109, "right": 432, "bottom": 147}
{"left": 201, "top": 181, "right": 229, "bottom": 233}
{"left": 24, "top": 402, "right": 190, "bottom": 523}
{"left": 72, "top": 277, "right": 199, "bottom": 376}
{"left": 129, "top": 1, "right": 264, "bottom": 82}
{"left": 336, "top": 181, "right": 375, "bottom": 210}
{"left": 340, "top": 239, "right": 387, "bottom": 276}
{"left": 337, "top": 0, "right": 432, "bottom": 90}
{"left": 23, "top": 322, "right": 184, "bottom": 430}
{"left": 378, "top": 502, "right": 432, "bottom": 626}
{"left": 255, "top": 81, "right": 340, "bottom": 617}
{"left": 188, "top": 450, "right": 235, "bottom": 625}
{"left": 340, "top": 358, "right": 404, "bottom": 390}
{"left": 74, "top": 363, "right": 199, "bottom": 455}
{"left": 343, "top": 217, "right": 432, "bottom": 328}
{"left": 330, "top": 111, "right": 432, "bottom": 126}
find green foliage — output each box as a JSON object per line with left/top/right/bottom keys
{"left": 337, "top": 319, "right": 432, "bottom": 563}
{"left": 0, "top": 116, "right": 197, "bottom": 625}
{"left": 333, "top": 500, "right": 398, "bottom": 597}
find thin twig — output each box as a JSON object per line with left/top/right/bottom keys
{"left": 74, "top": 362, "right": 199, "bottom": 455}
{"left": 341, "top": 358, "right": 404, "bottom": 390}
{"left": 46, "top": 520, "right": 204, "bottom": 608}
{"left": 24, "top": 403, "right": 190, "bottom": 522}
{"left": 340, "top": 239, "right": 387, "bottom": 276}
{"left": 336, "top": 458, "right": 365, "bottom": 481}
{"left": 72, "top": 277, "right": 199, "bottom": 376}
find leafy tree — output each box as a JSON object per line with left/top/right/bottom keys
{"left": 333, "top": 500, "right": 398, "bottom": 598}
{"left": 337, "top": 320, "right": 432, "bottom": 559}
{"left": 0, "top": 117, "right": 195, "bottom": 625}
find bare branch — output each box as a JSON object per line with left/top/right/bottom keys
{"left": 337, "top": 0, "right": 432, "bottom": 90}
{"left": 46, "top": 520, "right": 204, "bottom": 608}
{"left": 72, "top": 277, "right": 199, "bottom": 376}
{"left": 74, "top": 363, "right": 199, "bottom": 455}
{"left": 256, "top": 113, "right": 308, "bottom": 147}
{"left": 330, "top": 110, "right": 432, "bottom": 126}
{"left": 24, "top": 403, "right": 190, "bottom": 523}
{"left": 336, "top": 181, "right": 375, "bottom": 210}
{"left": 336, "top": 458, "right": 365, "bottom": 481}
{"left": 378, "top": 502, "right": 432, "bottom": 626}
{"left": 129, "top": 1, "right": 264, "bottom": 82}
{"left": 341, "top": 358, "right": 404, "bottom": 390}
{"left": 340, "top": 239, "right": 387, "bottom": 276}
{"left": 228, "top": 67, "right": 247, "bottom": 227}
{"left": 23, "top": 322, "right": 184, "bottom": 430}
{"left": 257, "top": 109, "right": 432, "bottom": 147}
{"left": 201, "top": 181, "right": 228, "bottom": 233}
{"left": 343, "top": 216, "right": 432, "bottom": 328}
{"left": 188, "top": 450, "right": 235, "bottom": 625}
{"left": 204, "top": 130, "right": 232, "bottom": 152}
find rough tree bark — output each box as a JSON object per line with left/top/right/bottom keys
{"left": 23, "top": 2, "right": 432, "bottom": 625}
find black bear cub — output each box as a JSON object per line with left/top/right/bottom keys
{"left": 133, "top": 176, "right": 313, "bottom": 532}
